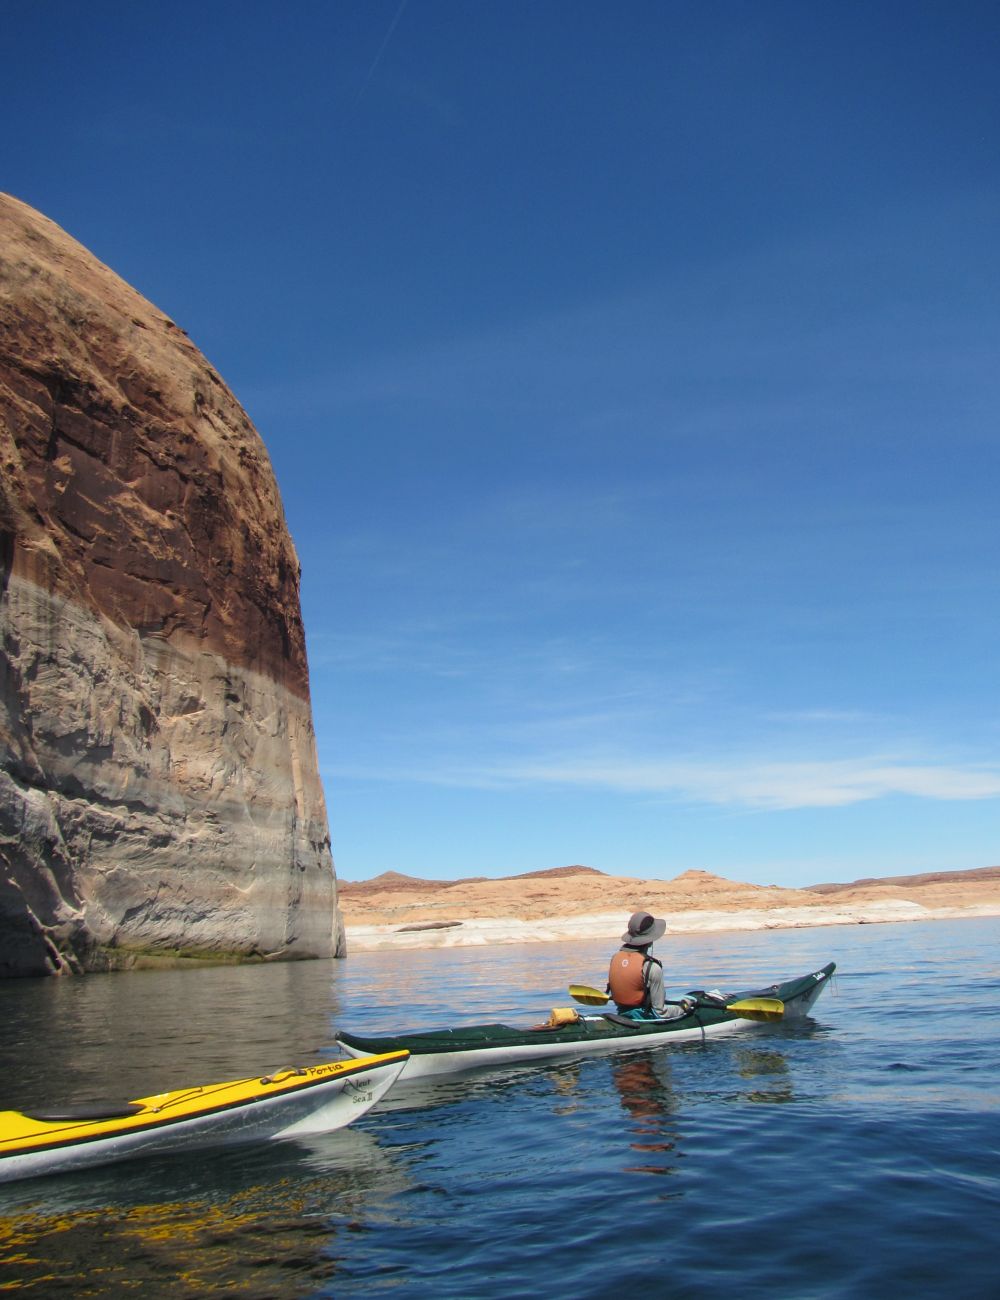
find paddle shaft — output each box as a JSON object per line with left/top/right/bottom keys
{"left": 566, "top": 984, "right": 784, "bottom": 1021}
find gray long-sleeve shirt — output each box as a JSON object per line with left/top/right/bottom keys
{"left": 638, "top": 952, "right": 684, "bottom": 1019}
{"left": 645, "top": 956, "right": 666, "bottom": 1013}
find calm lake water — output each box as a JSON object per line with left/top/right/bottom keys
{"left": 2, "top": 917, "right": 999, "bottom": 1298}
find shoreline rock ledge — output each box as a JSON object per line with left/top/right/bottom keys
{"left": 0, "top": 194, "right": 343, "bottom": 976}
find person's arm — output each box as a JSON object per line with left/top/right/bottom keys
{"left": 646, "top": 960, "right": 666, "bottom": 1015}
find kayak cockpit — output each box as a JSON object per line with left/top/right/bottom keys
{"left": 22, "top": 1102, "right": 145, "bottom": 1123}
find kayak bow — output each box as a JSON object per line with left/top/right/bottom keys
{"left": 336, "top": 963, "right": 835, "bottom": 1081}
{"left": 0, "top": 1050, "right": 408, "bottom": 1184}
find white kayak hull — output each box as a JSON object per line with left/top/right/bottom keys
{"left": 340, "top": 1014, "right": 746, "bottom": 1080}
{"left": 0, "top": 1052, "right": 408, "bottom": 1184}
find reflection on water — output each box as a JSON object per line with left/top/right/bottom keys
{"left": 734, "top": 1047, "right": 795, "bottom": 1104}
{"left": 0, "top": 1125, "right": 411, "bottom": 1296}
{"left": 610, "top": 1053, "right": 679, "bottom": 1176}
{"left": 0, "top": 1190, "right": 336, "bottom": 1297}
{"left": 0, "top": 960, "right": 348, "bottom": 1113}
{"left": 549, "top": 1061, "right": 583, "bottom": 1115}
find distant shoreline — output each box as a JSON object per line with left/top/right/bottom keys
{"left": 344, "top": 899, "right": 1000, "bottom": 952}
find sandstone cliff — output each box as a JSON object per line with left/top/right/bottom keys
{"left": 0, "top": 193, "right": 344, "bottom": 975}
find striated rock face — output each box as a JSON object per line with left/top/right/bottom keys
{"left": 0, "top": 193, "right": 344, "bottom": 976}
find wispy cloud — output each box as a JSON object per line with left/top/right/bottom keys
{"left": 353, "top": 0, "right": 410, "bottom": 106}
{"left": 764, "top": 709, "right": 878, "bottom": 725}
{"left": 324, "top": 752, "right": 1000, "bottom": 811}
{"left": 246, "top": 192, "right": 1000, "bottom": 436}
{"left": 506, "top": 757, "right": 1000, "bottom": 809}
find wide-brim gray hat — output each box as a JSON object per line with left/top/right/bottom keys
{"left": 621, "top": 910, "right": 667, "bottom": 946}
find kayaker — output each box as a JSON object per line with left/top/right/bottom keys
{"left": 608, "top": 911, "right": 687, "bottom": 1020}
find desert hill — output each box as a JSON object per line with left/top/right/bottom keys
{"left": 340, "top": 863, "right": 1000, "bottom": 952}
{"left": 337, "top": 864, "right": 605, "bottom": 897}
{"left": 806, "top": 865, "right": 1000, "bottom": 892}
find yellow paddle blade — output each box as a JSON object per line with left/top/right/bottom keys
{"left": 568, "top": 984, "right": 610, "bottom": 1006}
{"left": 727, "top": 997, "right": 785, "bottom": 1022}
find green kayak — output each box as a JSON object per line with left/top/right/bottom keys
{"left": 336, "top": 961, "right": 836, "bottom": 1080}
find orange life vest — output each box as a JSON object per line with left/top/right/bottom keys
{"left": 608, "top": 947, "right": 658, "bottom": 1010}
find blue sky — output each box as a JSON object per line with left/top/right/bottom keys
{"left": 5, "top": 2, "right": 999, "bottom": 885}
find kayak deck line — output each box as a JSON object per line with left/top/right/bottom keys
{"left": 0, "top": 1050, "right": 411, "bottom": 1185}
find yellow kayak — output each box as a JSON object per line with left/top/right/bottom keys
{"left": 0, "top": 1050, "right": 408, "bottom": 1184}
